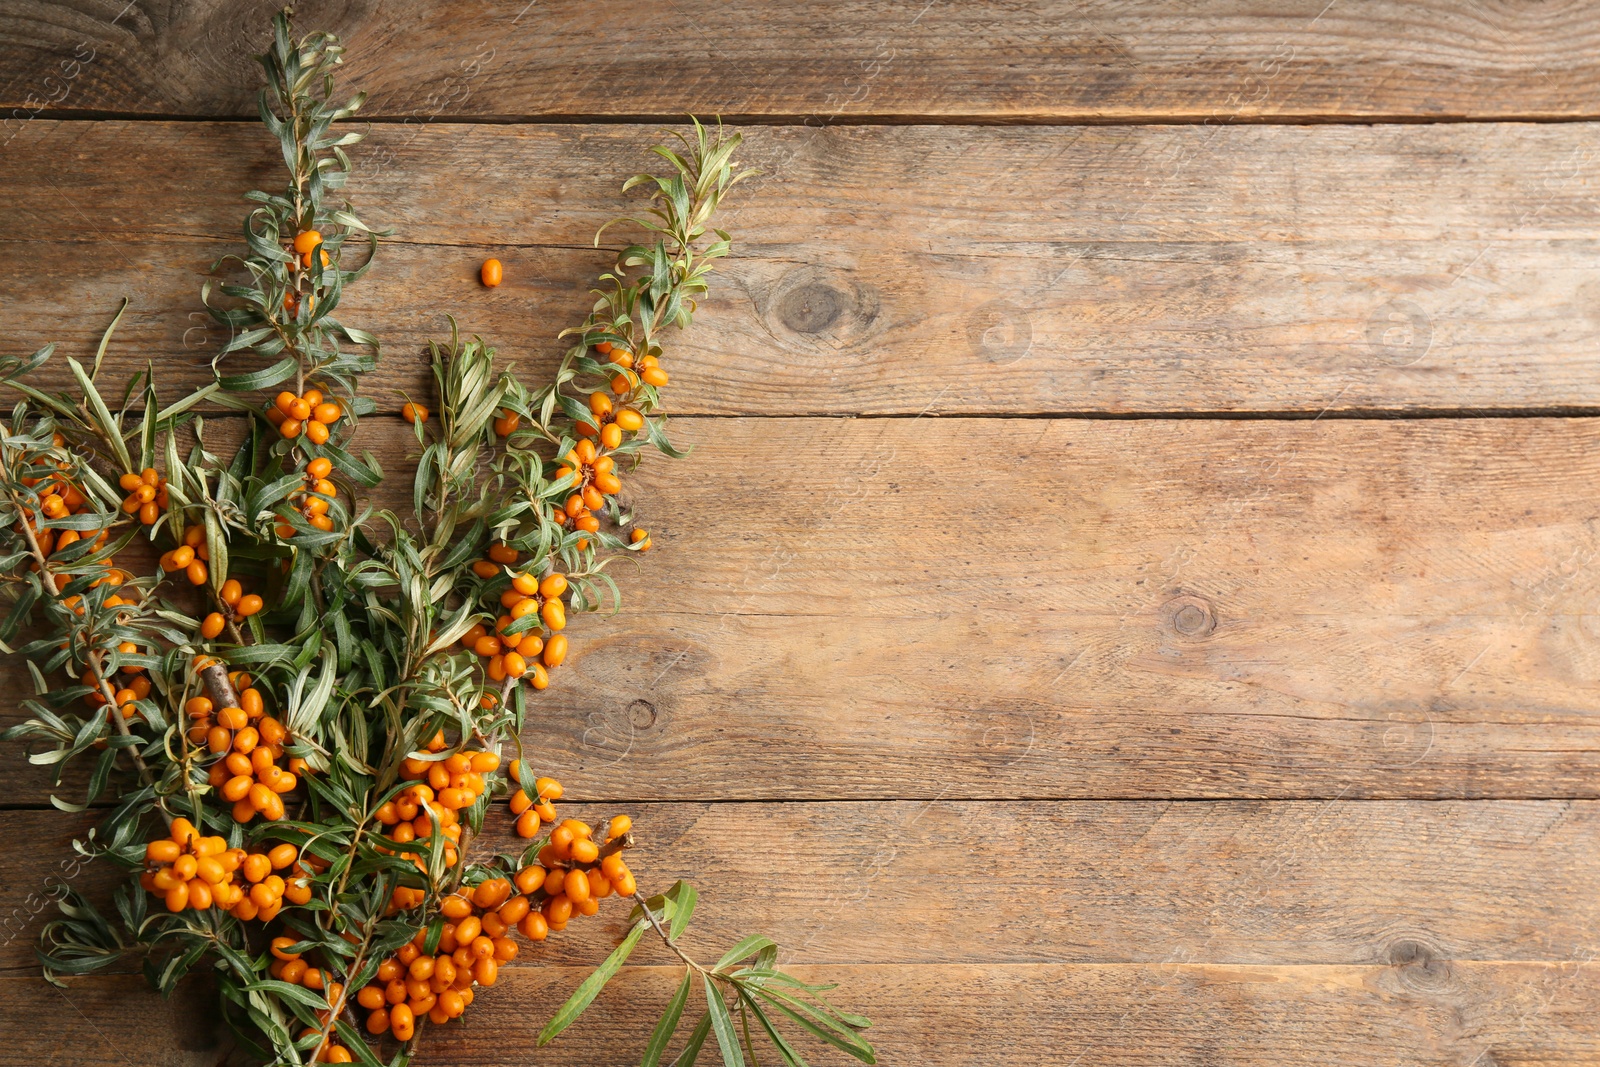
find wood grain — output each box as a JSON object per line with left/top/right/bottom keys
{"left": 5, "top": 800, "right": 1599, "bottom": 974}
{"left": 3, "top": 959, "right": 1597, "bottom": 1066}
{"left": 7, "top": 120, "right": 1600, "bottom": 414}
{"left": 4, "top": 1, "right": 1600, "bottom": 123}
{"left": 4, "top": 416, "right": 1600, "bottom": 801}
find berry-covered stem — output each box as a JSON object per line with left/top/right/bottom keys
{"left": 0, "top": 443, "right": 165, "bottom": 811}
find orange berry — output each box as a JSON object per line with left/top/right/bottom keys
{"left": 542, "top": 634, "right": 567, "bottom": 668}
{"left": 220, "top": 579, "right": 242, "bottom": 605}
{"left": 305, "top": 419, "right": 329, "bottom": 445}
{"left": 519, "top": 911, "right": 549, "bottom": 940}
{"left": 480, "top": 258, "right": 503, "bottom": 287}
{"left": 402, "top": 402, "right": 428, "bottom": 424}
{"left": 473, "top": 956, "right": 498, "bottom": 987}
{"left": 279, "top": 419, "right": 303, "bottom": 440}
{"left": 312, "top": 402, "right": 341, "bottom": 424}
{"left": 307, "top": 456, "right": 333, "bottom": 479}
{"left": 236, "top": 594, "right": 264, "bottom": 617}
{"left": 292, "top": 230, "right": 323, "bottom": 255}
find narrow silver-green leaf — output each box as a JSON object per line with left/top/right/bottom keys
{"left": 642, "top": 967, "right": 694, "bottom": 1067}
{"left": 537, "top": 918, "right": 647, "bottom": 1045}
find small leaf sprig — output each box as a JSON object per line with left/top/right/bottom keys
{"left": 0, "top": 9, "right": 873, "bottom": 1067}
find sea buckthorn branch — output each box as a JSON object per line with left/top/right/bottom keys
{"left": 211, "top": 9, "right": 383, "bottom": 400}
{"left": 0, "top": 404, "right": 175, "bottom": 810}
{"left": 0, "top": 9, "right": 875, "bottom": 1065}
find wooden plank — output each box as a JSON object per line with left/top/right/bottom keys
{"left": 5, "top": 800, "right": 1600, "bottom": 974}
{"left": 2, "top": 959, "right": 1597, "bottom": 1066}
{"left": 7, "top": 120, "right": 1600, "bottom": 414}
{"left": 3, "top": 417, "right": 1600, "bottom": 801}
{"left": 4, "top": 2, "right": 1600, "bottom": 123}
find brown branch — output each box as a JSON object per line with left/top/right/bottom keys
{"left": 198, "top": 661, "right": 241, "bottom": 711}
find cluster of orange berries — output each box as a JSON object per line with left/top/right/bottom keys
{"left": 199, "top": 577, "right": 265, "bottom": 639}
{"left": 355, "top": 805, "right": 634, "bottom": 1041}
{"left": 376, "top": 739, "right": 502, "bottom": 871}
{"left": 597, "top": 340, "right": 669, "bottom": 393}
{"left": 267, "top": 387, "right": 343, "bottom": 446}
{"left": 116, "top": 466, "right": 168, "bottom": 526}
{"left": 275, "top": 455, "right": 340, "bottom": 537}
{"left": 293, "top": 228, "right": 331, "bottom": 270}
{"left": 576, "top": 390, "right": 644, "bottom": 451}
{"left": 507, "top": 763, "right": 562, "bottom": 838}
{"left": 272, "top": 939, "right": 360, "bottom": 1062}
{"left": 359, "top": 878, "right": 522, "bottom": 1040}
{"left": 465, "top": 548, "right": 569, "bottom": 685}
{"left": 158, "top": 522, "right": 214, "bottom": 587}
{"left": 139, "top": 816, "right": 309, "bottom": 917}
{"left": 93, "top": 668, "right": 151, "bottom": 720}
{"left": 189, "top": 661, "right": 305, "bottom": 823}
{"left": 554, "top": 437, "right": 621, "bottom": 516}
{"left": 19, "top": 445, "right": 144, "bottom": 718}
{"left": 510, "top": 802, "right": 639, "bottom": 914}
{"left": 27, "top": 501, "right": 122, "bottom": 587}
{"left": 23, "top": 445, "right": 95, "bottom": 545}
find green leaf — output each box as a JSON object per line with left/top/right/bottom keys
{"left": 537, "top": 918, "right": 647, "bottom": 1045}
{"left": 668, "top": 881, "right": 698, "bottom": 942}
{"left": 67, "top": 357, "right": 131, "bottom": 473}
{"left": 703, "top": 975, "right": 746, "bottom": 1067}
{"left": 217, "top": 356, "right": 298, "bottom": 392}
{"left": 90, "top": 298, "right": 128, "bottom": 381}
{"left": 677, "top": 1010, "right": 714, "bottom": 1067}
{"left": 715, "top": 935, "right": 776, "bottom": 974}
{"left": 753, "top": 991, "right": 876, "bottom": 1064}
{"left": 642, "top": 967, "right": 693, "bottom": 1067}
{"left": 738, "top": 990, "right": 810, "bottom": 1067}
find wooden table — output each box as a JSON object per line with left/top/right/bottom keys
{"left": 3, "top": 2, "right": 1600, "bottom": 1064}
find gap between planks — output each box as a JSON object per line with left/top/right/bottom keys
{"left": 22, "top": 111, "right": 1600, "bottom": 128}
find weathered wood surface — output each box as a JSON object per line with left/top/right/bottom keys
{"left": 5, "top": 1, "right": 1600, "bottom": 123}
{"left": 4, "top": 417, "right": 1600, "bottom": 802}
{"left": 5, "top": 5, "right": 1600, "bottom": 1064}
{"left": 2, "top": 959, "right": 1597, "bottom": 1066}
{"left": 5, "top": 801, "right": 1600, "bottom": 975}
{"left": 7, "top": 120, "right": 1600, "bottom": 414}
